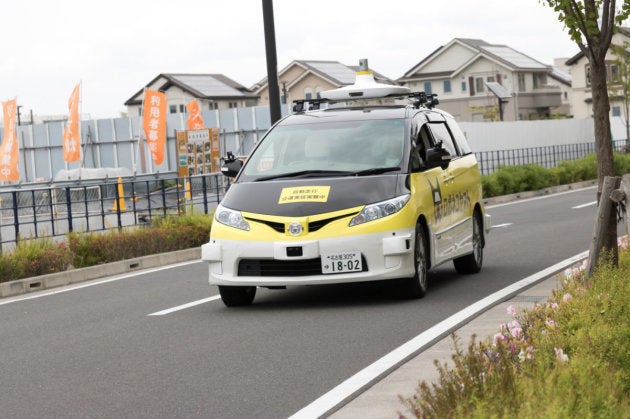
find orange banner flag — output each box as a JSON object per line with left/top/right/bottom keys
{"left": 62, "top": 82, "right": 81, "bottom": 162}
{"left": 142, "top": 89, "right": 167, "bottom": 166}
{"left": 0, "top": 99, "right": 19, "bottom": 181}
{"left": 186, "top": 99, "right": 205, "bottom": 130}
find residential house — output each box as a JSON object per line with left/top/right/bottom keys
{"left": 251, "top": 60, "right": 399, "bottom": 106}
{"left": 397, "top": 38, "right": 567, "bottom": 122}
{"left": 565, "top": 27, "right": 630, "bottom": 119}
{"left": 124, "top": 73, "right": 259, "bottom": 117}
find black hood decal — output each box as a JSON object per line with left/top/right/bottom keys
{"left": 221, "top": 175, "right": 407, "bottom": 217}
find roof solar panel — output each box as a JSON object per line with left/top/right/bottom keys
{"left": 481, "top": 46, "right": 547, "bottom": 69}
{"left": 172, "top": 75, "right": 242, "bottom": 97}
{"left": 306, "top": 62, "right": 356, "bottom": 84}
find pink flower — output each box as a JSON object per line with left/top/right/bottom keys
{"left": 507, "top": 305, "right": 516, "bottom": 316}
{"left": 508, "top": 320, "right": 521, "bottom": 330}
{"left": 493, "top": 333, "right": 506, "bottom": 346}
{"left": 562, "top": 293, "right": 573, "bottom": 303}
{"left": 545, "top": 318, "right": 557, "bottom": 329}
{"left": 510, "top": 327, "right": 523, "bottom": 339}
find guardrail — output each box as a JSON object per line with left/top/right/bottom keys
{"left": 0, "top": 172, "right": 227, "bottom": 253}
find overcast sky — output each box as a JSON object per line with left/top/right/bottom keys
{"left": 1, "top": 0, "right": 585, "bottom": 120}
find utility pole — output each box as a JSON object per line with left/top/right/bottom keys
{"left": 262, "top": 0, "right": 281, "bottom": 125}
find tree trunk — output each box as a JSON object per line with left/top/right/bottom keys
{"left": 590, "top": 59, "right": 619, "bottom": 266}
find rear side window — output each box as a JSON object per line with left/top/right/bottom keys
{"left": 446, "top": 119, "right": 472, "bottom": 155}
{"left": 427, "top": 122, "right": 458, "bottom": 157}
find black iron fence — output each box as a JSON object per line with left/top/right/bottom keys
{"left": 476, "top": 140, "right": 628, "bottom": 175}
{"left": 0, "top": 172, "right": 227, "bottom": 253}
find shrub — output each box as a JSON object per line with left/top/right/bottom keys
{"left": 0, "top": 213, "right": 213, "bottom": 281}
{"left": 399, "top": 247, "right": 630, "bottom": 418}
{"left": 0, "top": 238, "right": 73, "bottom": 282}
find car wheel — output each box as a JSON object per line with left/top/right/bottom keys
{"left": 453, "top": 211, "right": 483, "bottom": 274}
{"left": 218, "top": 286, "right": 257, "bottom": 307}
{"left": 404, "top": 222, "right": 428, "bottom": 299}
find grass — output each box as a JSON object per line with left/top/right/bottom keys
{"left": 398, "top": 238, "right": 630, "bottom": 418}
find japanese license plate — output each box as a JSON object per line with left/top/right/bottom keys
{"left": 321, "top": 251, "right": 362, "bottom": 274}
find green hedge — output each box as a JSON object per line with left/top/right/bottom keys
{"left": 0, "top": 213, "right": 212, "bottom": 283}
{"left": 482, "top": 152, "right": 630, "bottom": 198}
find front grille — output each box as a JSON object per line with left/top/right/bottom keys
{"left": 246, "top": 217, "right": 285, "bottom": 233}
{"left": 238, "top": 258, "right": 322, "bottom": 276}
{"left": 237, "top": 255, "right": 368, "bottom": 277}
{"left": 308, "top": 214, "right": 352, "bottom": 232}
{"left": 245, "top": 212, "right": 358, "bottom": 234}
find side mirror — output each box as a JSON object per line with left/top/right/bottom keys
{"left": 220, "top": 152, "right": 244, "bottom": 177}
{"left": 425, "top": 147, "right": 451, "bottom": 170}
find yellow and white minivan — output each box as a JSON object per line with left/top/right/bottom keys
{"left": 202, "top": 68, "right": 490, "bottom": 306}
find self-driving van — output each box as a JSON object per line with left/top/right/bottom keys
{"left": 202, "top": 63, "right": 490, "bottom": 306}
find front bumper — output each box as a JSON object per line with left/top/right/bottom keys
{"left": 201, "top": 228, "right": 416, "bottom": 286}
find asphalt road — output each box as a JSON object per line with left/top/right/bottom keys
{"left": 0, "top": 186, "right": 602, "bottom": 418}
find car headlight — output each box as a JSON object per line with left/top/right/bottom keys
{"left": 214, "top": 204, "right": 250, "bottom": 231}
{"left": 349, "top": 194, "right": 410, "bottom": 226}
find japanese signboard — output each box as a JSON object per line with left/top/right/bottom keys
{"left": 142, "top": 89, "right": 167, "bottom": 166}
{"left": 62, "top": 82, "right": 81, "bottom": 162}
{"left": 176, "top": 128, "right": 220, "bottom": 177}
{"left": 0, "top": 99, "right": 19, "bottom": 181}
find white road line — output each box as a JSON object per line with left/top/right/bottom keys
{"left": 572, "top": 200, "right": 597, "bottom": 209}
{"left": 289, "top": 250, "right": 590, "bottom": 419}
{"left": 491, "top": 223, "right": 513, "bottom": 228}
{"left": 0, "top": 260, "right": 201, "bottom": 307}
{"left": 148, "top": 295, "right": 221, "bottom": 316}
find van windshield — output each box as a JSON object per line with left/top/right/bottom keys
{"left": 242, "top": 119, "right": 405, "bottom": 180}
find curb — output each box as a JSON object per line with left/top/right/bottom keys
{"left": 483, "top": 179, "right": 597, "bottom": 206}
{"left": 0, "top": 247, "right": 201, "bottom": 299}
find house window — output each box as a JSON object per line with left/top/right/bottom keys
{"left": 612, "top": 106, "right": 621, "bottom": 117}
{"left": 304, "top": 88, "right": 313, "bottom": 100}
{"left": 518, "top": 74, "right": 526, "bottom": 92}
{"left": 461, "top": 81, "right": 467, "bottom": 92}
{"left": 443, "top": 80, "right": 451, "bottom": 93}
{"left": 281, "top": 94, "right": 286, "bottom": 104}
{"left": 475, "top": 77, "right": 484, "bottom": 94}
{"left": 586, "top": 65, "right": 591, "bottom": 86}
{"left": 424, "top": 81, "right": 432, "bottom": 94}
{"left": 487, "top": 76, "right": 495, "bottom": 83}
{"left": 316, "top": 86, "right": 323, "bottom": 99}
{"left": 608, "top": 63, "right": 619, "bottom": 82}
{"left": 228, "top": 102, "right": 238, "bottom": 108}
{"left": 533, "top": 73, "right": 547, "bottom": 89}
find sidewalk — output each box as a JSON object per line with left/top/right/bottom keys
{"left": 329, "top": 273, "right": 565, "bottom": 418}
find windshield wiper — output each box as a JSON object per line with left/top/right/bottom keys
{"left": 253, "top": 170, "right": 352, "bottom": 182}
{"left": 348, "top": 166, "right": 401, "bottom": 176}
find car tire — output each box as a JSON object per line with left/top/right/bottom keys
{"left": 453, "top": 211, "right": 483, "bottom": 274}
{"left": 404, "top": 222, "right": 428, "bottom": 299}
{"left": 218, "top": 286, "right": 257, "bottom": 307}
